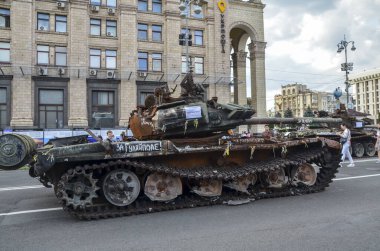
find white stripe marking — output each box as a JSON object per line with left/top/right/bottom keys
{"left": 340, "top": 159, "right": 379, "bottom": 163}
{"left": 0, "top": 208, "right": 62, "bottom": 216}
{"left": 333, "top": 173, "right": 380, "bottom": 181}
{"left": 0, "top": 185, "right": 44, "bottom": 192}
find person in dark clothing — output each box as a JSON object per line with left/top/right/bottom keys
{"left": 262, "top": 125, "right": 273, "bottom": 140}
{"left": 104, "top": 130, "right": 115, "bottom": 143}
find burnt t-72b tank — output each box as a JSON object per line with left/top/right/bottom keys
{"left": 0, "top": 73, "right": 342, "bottom": 220}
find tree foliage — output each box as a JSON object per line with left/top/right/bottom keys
{"left": 317, "top": 110, "right": 329, "bottom": 118}
{"left": 303, "top": 106, "right": 314, "bottom": 117}
{"left": 284, "top": 108, "right": 293, "bottom": 118}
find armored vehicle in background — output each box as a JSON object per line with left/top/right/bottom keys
{"left": 315, "top": 105, "right": 377, "bottom": 158}
{"left": 0, "top": 73, "right": 342, "bottom": 220}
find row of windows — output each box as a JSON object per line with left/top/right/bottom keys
{"left": 37, "top": 14, "right": 205, "bottom": 45}
{"left": 283, "top": 89, "right": 297, "bottom": 95}
{"left": 181, "top": 29, "right": 204, "bottom": 46}
{"left": 90, "top": 0, "right": 117, "bottom": 7}
{"left": 356, "top": 80, "right": 380, "bottom": 93}
{"left": 1, "top": 0, "right": 206, "bottom": 18}
{"left": 0, "top": 41, "right": 205, "bottom": 73}
{"left": 138, "top": 0, "right": 162, "bottom": 13}
{"left": 1, "top": 0, "right": 205, "bottom": 32}
{"left": 1, "top": 82, "right": 210, "bottom": 129}
{"left": 137, "top": 23, "right": 162, "bottom": 42}
{"left": 90, "top": 18, "right": 117, "bottom": 37}
{"left": 89, "top": 49, "right": 117, "bottom": 69}
{"left": 3, "top": 10, "right": 205, "bottom": 46}
{"left": 138, "top": 52, "right": 162, "bottom": 72}
{"left": 181, "top": 56, "right": 204, "bottom": 75}
{"left": 356, "top": 105, "right": 380, "bottom": 113}
{"left": 89, "top": 49, "right": 203, "bottom": 73}
{"left": 91, "top": 0, "right": 164, "bottom": 13}
{"left": 37, "top": 45, "right": 67, "bottom": 66}
{"left": 0, "top": 88, "right": 117, "bottom": 129}
{"left": 37, "top": 13, "right": 68, "bottom": 32}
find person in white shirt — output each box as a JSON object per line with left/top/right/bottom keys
{"left": 338, "top": 123, "right": 355, "bottom": 167}
{"left": 376, "top": 123, "right": 380, "bottom": 164}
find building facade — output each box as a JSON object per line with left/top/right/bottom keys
{"left": 0, "top": 0, "right": 266, "bottom": 130}
{"left": 350, "top": 68, "right": 380, "bottom": 123}
{"left": 274, "top": 83, "right": 349, "bottom": 117}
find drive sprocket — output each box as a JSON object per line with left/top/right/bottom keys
{"left": 56, "top": 167, "right": 99, "bottom": 209}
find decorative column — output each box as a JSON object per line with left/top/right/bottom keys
{"left": 231, "top": 50, "right": 247, "bottom": 106}
{"left": 249, "top": 41, "right": 267, "bottom": 132}
{"left": 10, "top": 0, "right": 34, "bottom": 128}
{"left": 231, "top": 50, "right": 248, "bottom": 133}
{"left": 119, "top": 5, "right": 138, "bottom": 127}
{"left": 67, "top": 2, "right": 89, "bottom": 127}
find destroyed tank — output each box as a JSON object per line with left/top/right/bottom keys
{"left": 312, "top": 105, "right": 377, "bottom": 158}
{"left": 0, "top": 73, "right": 343, "bottom": 220}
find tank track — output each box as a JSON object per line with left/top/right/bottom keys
{"left": 58, "top": 145, "right": 340, "bottom": 220}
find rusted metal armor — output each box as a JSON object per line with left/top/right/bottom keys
{"left": 0, "top": 73, "right": 343, "bottom": 220}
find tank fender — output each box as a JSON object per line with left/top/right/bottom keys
{"left": 34, "top": 151, "right": 56, "bottom": 176}
{"left": 319, "top": 137, "right": 341, "bottom": 150}
{"left": 34, "top": 142, "right": 107, "bottom": 176}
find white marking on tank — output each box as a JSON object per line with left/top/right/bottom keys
{"left": 0, "top": 208, "right": 61, "bottom": 216}
{"left": 0, "top": 185, "right": 44, "bottom": 192}
{"left": 333, "top": 173, "right": 380, "bottom": 181}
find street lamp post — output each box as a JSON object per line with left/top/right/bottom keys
{"left": 336, "top": 35, "right": 356, "bottom": 107}
{"left": 179, "top": 0, "right": 202, "bottom": 73}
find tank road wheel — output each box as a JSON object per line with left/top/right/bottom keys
{"left": 291, "top": 163, "right": 317, "bottom": 186}
{"left": 224, "top": 174, "right": 257, "bottom": 194}
{"left": 264, "top": 168, "right": 287, "bottom": 188}
{"left": 57, "top": 168, "right": 99, "bottom": 210}
{"left": 352, "top": 143, "right": 365, "bottom": 158}
{"left": 191, "top": 179, "right": 222, "bottom": 197}
{"left": 102, "top": 169, "right": 140, "bottom": 207}
{"left": 144, "top": 173, "right": 182, "bottom": 201}
{"left": 364, "top": 143, "right": 376, "bottom": 157}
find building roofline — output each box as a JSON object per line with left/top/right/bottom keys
{"left": 350, "top": 68, "right": 380, "bottom": 82}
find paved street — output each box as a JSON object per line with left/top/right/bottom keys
{"left": 1, "top": 159, "right": 380, "bottom": 251}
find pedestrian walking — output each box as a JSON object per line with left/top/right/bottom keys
{"left": 376, "top": 122, "right": 380, "bottom": 163}
{"left": 339, "top": 123, "right": 355, "bottom": 167}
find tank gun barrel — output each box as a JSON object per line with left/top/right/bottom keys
{"left": 364, "top": 125, "right": 378, "bottom": 129}
{"left": 244, "top": 117, "right": 342, "bottom": 125}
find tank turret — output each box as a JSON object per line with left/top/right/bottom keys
{"left": 129, "top": 72, "right": 341, "bottom": 140}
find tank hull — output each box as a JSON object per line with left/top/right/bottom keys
{"left": 0, "top": 133, "right": 341, "bottom": 220}
{"left": 317, "top": 130, "right": 377, "bottom": 158}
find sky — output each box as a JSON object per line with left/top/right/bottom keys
{"left": 252, "top": 0, "right": 380, "bottom": 111}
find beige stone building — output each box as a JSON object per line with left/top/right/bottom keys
{"left": 350, "top": 68, "right": 380, "bottom": 123}
{"left": 274, "top": 83, "right": 349, "bottom": 117}
{"left": 0, "top": 0, "right": 266, "bottom": 130}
